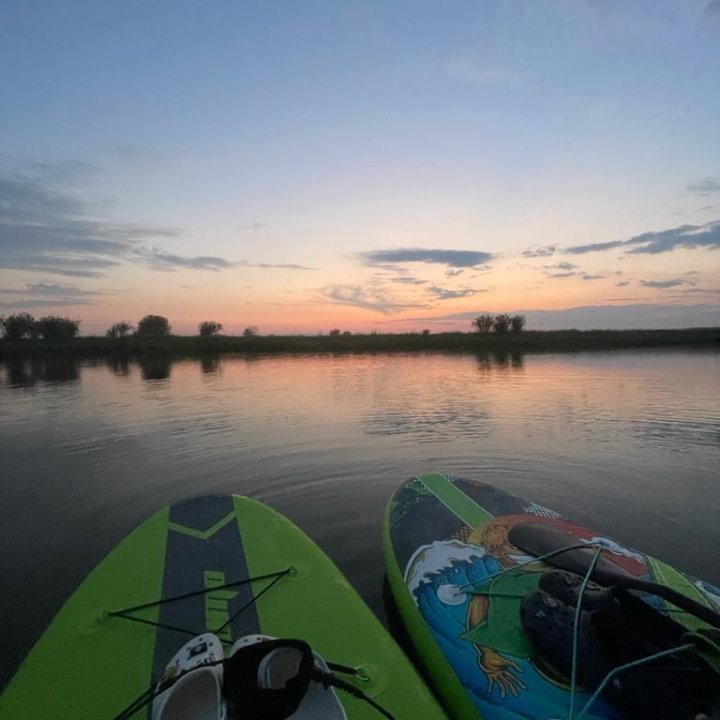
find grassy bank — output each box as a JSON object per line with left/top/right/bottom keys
{"left": 1, "top": 327, "right": 718, "bottom": 359}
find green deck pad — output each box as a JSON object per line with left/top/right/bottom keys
{"left": 648, "top": 556, "right": 717, "bottom": 631}
{"left": 416, "top": 473, "right": 494, "bottom": 528}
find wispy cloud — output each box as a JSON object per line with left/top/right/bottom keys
{"left": 133, "top": 247, "right": 235, "bottom": 272}
{"left": 523, "top": 245, "right": 557, "bottom": 258}
{"left": 317, "top": 284, "right": 426, "bottom": 314}
{"left": 539, "top": 261, "right": 580, "bottom": 278}
{"left": 686, "top": 178, "right": 720, "bottom": 195}
{"left": 249, "top": 261, "right": 315, "bottom": 270}
{"left": 703, "top": 2, "right": 720, "bottom": 19}
{"left": 565, "top": 220, "right": 720, "bottom": 255}
{"left": 581, "top": 273, "right": 605, "bottom": 281}
{"left": 426, "top": 285, "right": 484, "bottom": 300}
{"left": 361, "top": 248, "right": 494, "bottom": 268}
{"left": 0, "top": 282, "right": 103, "bottom": 297}
{"left": 638, "top": 278, "right": 687, "bottom": 289}
{"left": 0, "top": 281, "right": 104, "bottom": 309}
{"left": 391, "top": 276, "right": 428, "bottom": 285}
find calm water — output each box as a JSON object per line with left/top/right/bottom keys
{"left": 2, "top": 349, "right": 719, "bottom": 684}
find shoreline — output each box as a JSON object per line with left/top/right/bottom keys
{"left": 1, "top": 328, "right": 718, "bottom": 359}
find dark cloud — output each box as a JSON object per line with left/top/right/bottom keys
{"left": 522, "top": 245, "right": 557, "bottom": 258}
{"left": 445, "top": 268, "right": 464, "bottom": 278}
{"left": 0, "top": 176, "right": 186, "bottom": 276}
{"left": 546, "top": 271, "right": 576, "bottom": 278}
{"left": 317, "top": 284, "right": 426, "bottom": 315}
{"left": 0, "top": 174, "right": 311, "bottom": 277}
{"left": 543, "top": 262, "right": 577, "bottom": 271}
{"left": 616, "top": 280, "right": 631, "bottom": 287}
{"left": 581, "top": 273, "right": 605, "bottom": 281}
{"left": 625, "top": 222, "right": 720, "bottom": 254}
{"left": 565, "top": 239, "right": 626, "bottom": 255}
{"left": 565, "top": 220, "right": 720, "bottom": 255}
{"left": 361, "top": 248, "right": 494, "bottom": 268}
{"left": 703, "top": 1, "right": 720, "bottom": 18}
{"left": 638, "top": 279, "right": 686, "bottom": 289}
{"left": 426, "top": 285, "right": 483, "bottom": 300}
{"left": 686, "top": 178, "right": 720, "bottom": 195}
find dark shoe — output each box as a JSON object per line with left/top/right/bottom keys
{"left": 538, "top": 570, "right": 620, "bottom": 614}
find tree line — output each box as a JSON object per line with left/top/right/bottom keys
{"left": 2, "top": 311, "right": 528, "bottom": 340}
{"left": 472, "top": 314, "right": 526, "bottom": 333}
{"left": 0, "top": 313, "right": 263, "bottom": 340}
{"left": 0, "top": 313, "right": 80, "bottom": 340}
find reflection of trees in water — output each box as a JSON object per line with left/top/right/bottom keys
{"left": 2, "top": 356, "right": 80, "bottom": 386}
{"left": 106, "top": 355, "right": 130, "bottom": 377}
{"left": 139, "top": 354, "right": 173, "bottom": 381}
{"left": 476, "top": 352, "right": 524, "bottom": 373}
{"left": 200, "top": 353, "right": 221, "bottom": 374}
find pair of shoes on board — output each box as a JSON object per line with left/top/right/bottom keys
{"left": 151, "top": 633, "right": 346, "bottom": 720}
{"left": 520, "top": 569, "right": 720, "bottom": 720}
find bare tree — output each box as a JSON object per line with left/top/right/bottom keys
{"left": 199, "top": 321, "right": 223, "bottom": 337}
{"left": 106, "top": 322, "right": 134, "bottom": 338}
{"left": 492, "top": 314, "right": 512, "bottom": 333}
{"left": 472, "top": 314, "right": 494, "bottom": 333}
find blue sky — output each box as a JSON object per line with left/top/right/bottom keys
{"left": 1, "top": 0, "right": 719, "bottom": 333}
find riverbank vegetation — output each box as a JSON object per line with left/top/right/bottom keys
{"left": 1, "top": 326, "right": 717, "bottom": 359}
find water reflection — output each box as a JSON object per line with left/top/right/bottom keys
{"left": 138, "top": 354, "right": 173, "bottom": 381}
{"left": 106, "top": 355, "right": 130, "bottom": 377}
{"left": 2, "top": 356, "right": 80, "bottom": 386}
{"left": 476, "top": 351, "right": 524, "bottom": 372}
{"left": 200, "top": 353, "right": 222, "bottom": 374}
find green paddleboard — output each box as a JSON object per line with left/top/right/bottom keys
{"left": 384, "top": 473, "right": 720, "bottom": 720}
{"left": 2, "top": 494, "right": 446, "bottom": 719}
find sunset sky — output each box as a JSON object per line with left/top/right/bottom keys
{"left": 1, "top": 0, "right": 719, "bottom": 334}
